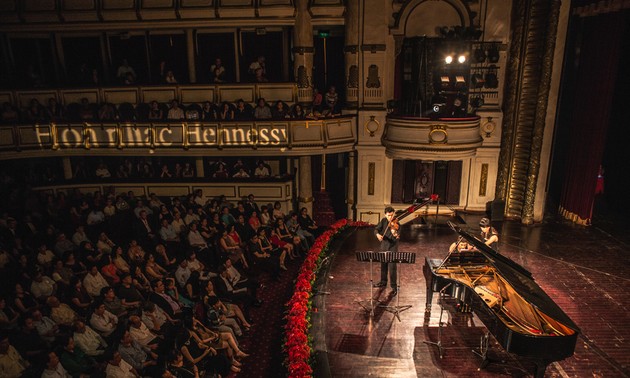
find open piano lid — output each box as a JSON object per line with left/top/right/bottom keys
{"left": 448, "top": 221, "right": 580, "bottom": 332}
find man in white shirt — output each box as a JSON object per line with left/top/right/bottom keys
{"left": 254, "top": 161, "right": 270, "bottom": 177}
{"left": 174, "top": 260, "right": 191, "bottom": 289}
{"left": 30, "top": 272, "right": 56, "bottom": 300}
{"left": 90, "top": 302, "right": 119, "bottom": 338}
{"left": 73, "top": 320, "right": 107, "bottom": 357}
{"left": 41, "top": 351, "right": 71, "bottom": 378}
{"left": 32, "top": 310, "right": 59, "bottom": 344}
{"left": 128, "top": 316, "right": 159, "bottom": 350}
{"left": 105, "top": 351, "right": 138, "bottom": 378}
{"left": 187, "top": 223, "right": 208, "bottom": 250}
{"left": 167, "top": 99, "right": 185, "bottom": 120}
{"left": 83, "top": 265, "right": 109, "bottom": 297}
{"left": 71, "top": 225, "right": 91, "bottom": 247}
{"left": 0, "top": 334, "right": 28, "bottom": 378}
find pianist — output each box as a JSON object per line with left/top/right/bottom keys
{"left": 448, "top": 240, "right": 471, "bottom": 253}
{"left": 479, "top": 218, "right": 499, "bottom": 251}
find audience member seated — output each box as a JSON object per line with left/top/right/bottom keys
{"left": 24, "top": 98, "right": 47, "bottom": 123}
{"left": 98, "top": 103, "right": 118, "bottom": 121}
{"left": 272, "top": 100, "right": 291, "bottom": 119}
{"left": 117, "top": 58, "right": 137, "bottom": 84}
{"left": 210, "top": 58, "right": 226, "bottom": 83}
{"left": 201, "top": 101, "right": 217, "bottom": 121}
{"left": 165, "top": 70, "right": 178, "bottom": 84}
{"left": 59, "top": 335, "right": 97, "bottom": 377}
{"left": 45, "top": 97, "right": 65, "bottom": 122}
{"left": 323, "top": 85, "right": 341, "bottom": 117}
{"left": 185, "top": 103, "right": 201, "bottom": 120}
{"left": 254, "top": 161, "right": 270, "bottom": 178}
{"left": 218, "top": 102, "right": 235, "bottom": 121}
{"left": 73, "top": 320, "right": 108, "bottom": 358}
{"left": 292, "top": 103, "right": 307, "bottom": 119}
{"left": 253, "top": 98, "right": 272, "bottom": 120}
{"left": 248, "top": 56, "right": 266, "bottom": 82}
{"left": 233, "top": 100, "right": 252, "bottom": 121}
{"left": 148, "top": 100, "right": 164, "bottom": 121}
{"left": 0, "top": 332, "right": 30, "bottom": 378}
{"left": 167, "top": 99, "right": 185, "bottom": 120}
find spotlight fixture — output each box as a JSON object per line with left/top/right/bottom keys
{"left": 440, "top": 75, "right": 451, "bottom": 89}
{"left": 458, "top": 55, "right": 466, "bottom": 64}
{"left": 445, "top": 55, "right": 453, "bottom": 64}
{"left": 487, "top": 44, "right": 500, "bottom": 63}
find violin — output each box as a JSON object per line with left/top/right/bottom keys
{"left": 389, "top": 218, "right": 400, "bottom": 237}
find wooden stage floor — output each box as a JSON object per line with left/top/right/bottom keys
{"left": 309, "top": 216, "right": 630, "bottom": 377}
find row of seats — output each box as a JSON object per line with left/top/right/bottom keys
{"left": 1, "top": 98, "right": 314, "bottom": 124}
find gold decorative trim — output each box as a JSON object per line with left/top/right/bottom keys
{"left": 479, "top": 163, "right": 488, "bottom": 196}
{"left": 559, "top": 205, "right": 590, "bottom": 226}
{"left": 368, "top": 162, "right": 375, "bottom": 195}
{"left": 364, "top": 116, "right": 380, "bottom": 137}
{"left": 346, "top": 198, "right": 354, "bottom": 205}
{"left": 428, "top": 124, "right": 448, "bottom": 144}
{"left": 298, "top": 196, "right": 314, "bottom": 203}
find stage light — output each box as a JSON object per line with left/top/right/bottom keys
{"left": 458, "top": 55, "right": 466, "bottom": 64}
{"left": 488, "top": 44, "right": 500, "bottom": 63}
{"left": 445, "top": 55, "right": 453, "bottom": 64}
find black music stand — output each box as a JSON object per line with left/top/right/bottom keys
{"left": 355, "top": 251, "right": 389, "bottom": 316}
{"left": 423, "top": 283, "right": 452, "bottom": 358}
{"left": 378, "top": 251, "right": 416, "bottom": 322}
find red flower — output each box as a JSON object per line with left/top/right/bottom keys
{"left": 285, "top": 219, "right": 372, "bottom": 377}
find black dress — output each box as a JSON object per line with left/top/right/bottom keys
{"left": 182, "top": 333, "right": 230, "bottom": 377}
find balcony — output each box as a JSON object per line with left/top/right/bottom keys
{"left": 382, "top": 115, "right": 483, "bottom": 160}
{"left": 0, "top": 116, "right": 356, "bottom": 159}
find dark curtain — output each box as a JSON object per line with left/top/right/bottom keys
{"left": 559, "top": 12, "right": 625, "bottom": 224}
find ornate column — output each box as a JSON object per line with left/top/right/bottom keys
{"left": 298, "top": 156, "right": 313, "bottom": 214}
{"left": 293, "top": 0, "right": 314, "bottom": 104}
{"left": 347, "top": 151, "right": 356, "bottom": 219}
{"left": 344, "top": 0, "right": 359, "bottom": 107}
{"left": 186, "top": 29, "right": 197, "bottom": 84}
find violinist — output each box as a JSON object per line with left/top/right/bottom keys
{"left": 373, "top": 206, "right": 400, "bottom": 296}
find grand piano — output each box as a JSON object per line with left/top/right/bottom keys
{"left": 423, "top": 222, "right": 579, "bottom": 377}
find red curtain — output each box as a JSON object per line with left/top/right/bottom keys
{"left": 559, "top": 12, "right": 625, "bottom": 224}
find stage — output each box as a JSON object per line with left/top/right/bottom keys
{"left": 309, "top": 217, "right": 630, "bottom": 377}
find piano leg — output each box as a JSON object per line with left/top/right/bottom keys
{"left": 533, "top": 360, "right": 550, "bottom": 378}
{"left": 472, "top": 332, "right": 491, "bottom": 370}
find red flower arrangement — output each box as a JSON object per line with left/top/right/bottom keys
{"left": 284, "top": 218, "right": 371, "bottom": 377}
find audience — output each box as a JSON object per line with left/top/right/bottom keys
{"left": 0, "top": 165, "right": 327, "bottom": 377}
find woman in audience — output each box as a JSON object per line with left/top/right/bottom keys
{"left": 292, "top": 103, "right": 307, "bottom": 119}
{"left": 131, "top": 265, "right": 151, "bottom": 294}
{"left": 46, "top": 97, "right": 64, "bottom": 121}
{"left": 112, "top": 245, "right": 131, "bottom": 274}
{"left": 218, "top": 102, "right": 234, "bottom": 121}
{"left": 257, "top": 228, "right": 286, "bottom": 271}
{"left": 148, "top": 100, "right": 164, "bottom": 120}
{"left": 201, "top": 101, "right": 216, "bottom": 121}
{"left": 67, "top": 276, "right": 92, "bottom": 317}
{"left": 270, "top": 228, "right": 294, "bottom": 263}
{"left": 13, "top": 283, "right": 38, "bottom": 314}
{"left": 100, "top": 253, "right": 121, "bottom": 286}
{"left": 272, "top": 100, "right": 290, "bottom": 119}
{"left": 272, "top": 201, "right": 285, "bottom": 221}
{"left": 166, "top": 277, "right": 193, "bottom": 308}
{"left": 259, "top": 205, "right": 271, "bottom": 227}
{"left": 248, "top": 211, "right": 261, "bottom": 234}
{"left": 145, "top": 253, "right": 167, "bottom": 280}
{"left": 219, "top": 226, "right": 248, "bottom": 269}
{"left": 127, "top": 239, "right": 146, "bottom": 264}
{"left": 275, "top": 218, "right": 296, "bottom": 254}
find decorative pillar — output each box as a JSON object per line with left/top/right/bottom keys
{"left": 293, "top": 0, "right": 314, "bottom": 104}
{"left": 344, "top": 0, "right": 359, "bottom": 107}
{"left": 320, "top": 153, "right": 326, "bottom": 191}
{"left": 298, "top": 156, "right": 313, "bottom": 214}
{"left": 347, "top": 151, "right": 356, "bottom": 219}
{"left": 186, "top": 29, "right": 197, "bottom": 84}
{"left": 195, "top": 157, "right": 204, "bottom": 178}
{"left": 62, "top": 157, "right": 72, "bottom": 180}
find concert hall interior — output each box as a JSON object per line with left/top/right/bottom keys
{"left": 0, "top": 0, "right": 629, "bottom": 377}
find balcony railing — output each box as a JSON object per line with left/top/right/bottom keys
{"left": 0, "top": 116, "right": 357, "bottom": 158}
